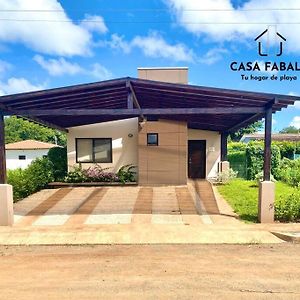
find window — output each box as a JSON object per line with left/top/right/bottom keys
{"left": 147, "top": 133, "right": 158, "bottom": 146}
{"left": 76, "top": 138, "right": 112, "bottom": 163}
{"left": 18, "top": 155, "right": 26, "bottom": 160}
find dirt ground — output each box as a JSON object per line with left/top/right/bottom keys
{"left": 0, "top": 244, "right": 299, "bottom": 299}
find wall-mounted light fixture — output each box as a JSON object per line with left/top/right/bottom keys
{"left": 128, "top": 133, "right": 133, "bottom": 138}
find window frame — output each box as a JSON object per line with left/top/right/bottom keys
{"left": 75, "top": 138, "right": 113, "bottom": 163}
{"left": 147, "top": 133, "right": 159, "bottom": 146}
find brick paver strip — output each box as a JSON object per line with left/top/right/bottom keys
{"left": 133, "top": 187, "right": 153, "bottom": 214}
{"left": 194, "top": 181, "right": 220, "bottom": 214}
{"left": 15, "top": 188, "right": 73, "bottom": 227}
{"left": 175, "top": 187, "right": 198, "bottom": 215}
{"left": 65, "top": 188, "right": 107, "bottom": 226}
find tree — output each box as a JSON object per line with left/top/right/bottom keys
{"left": 4, "top": 116, "right": 66, "bottom": 146}
{"left": 229, "top": 121, "right": 263, "bottom": 142}
{"left": 279, "top": 126, "right": 300, "bottom": 134}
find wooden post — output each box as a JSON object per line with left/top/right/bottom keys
{"left": 221, "top": 132, "right": 228, "bottom": 161}
{"left": 0, "top": 114, "right": 6, "bottom": 184}
{"left": 263, "top": 107, "right": 272, "bottom": 181}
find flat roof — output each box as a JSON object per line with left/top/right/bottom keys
{"left": 241, "top": 133, "right": 300, "bottom": 142}
{"left": 0, "top": 77, "right": 298, "bottom": 132}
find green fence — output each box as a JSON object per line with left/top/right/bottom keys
{"left": 228, "top": 151, "right": 247, "bottom": 179}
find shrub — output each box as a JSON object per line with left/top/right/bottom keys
{"left": 228, "top": 142, "right": 247, "bottom": 152}
{"left": 254, "top": 171, "right": 276, "bottom": 185}
{"left": 117, "top": 165, "right": 137, "bottom": 183}
{"left": 245, "top": 142, "right": 281, "bottom": 180}
{"left": 64, "top": 165, "right": 88, "bottom": 183}
{"left": 63, "top": 164, "right": 137, "bottom": 183}
{"left": 7, "top": 157, "right": 54, "bottom": 201}
{"left": 84, "top": 165, "right": 119, "bottom": 182}
{"left": 47, "top": 147, "right": 67, "bottom": 181}
{"left": 214, "top": 168, "right": 237, "bottom": 185}
{"left": 275, "top": 190, "right": 300, "bottom": 222}
{"left": 277, "top": 158, "right": 300, "bottom": 187}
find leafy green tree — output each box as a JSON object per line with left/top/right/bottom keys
{"left": 229, "top": 121, "right": 263, "bottom": 142}
{"left": 4, "top": 116, "right": 66, "bottom": 146}
{"left": 279, "top": 126, "right": 300, "bottom": 134}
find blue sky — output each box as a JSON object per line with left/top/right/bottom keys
{"left": 0, "top": 0, "right": 300, "bottom": 132}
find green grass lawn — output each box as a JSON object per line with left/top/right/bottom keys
{"left": 217, "top": 179, "right": 297, "bottom": 223}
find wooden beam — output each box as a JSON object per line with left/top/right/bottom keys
{"left": 263, "top": 107, "right": 272, "bottom": 181}
{"left": 11, "top": 90, "right": 127, "bottom": 109}
{"left": 5, "top": 107, "right": 266, "bottom": 116}
{"left": 126, "top": 80, "right": 134, "bottom": 109}
{"left": 0, "top": 102, "right": 68, "bottom": 132}
{"left": 20, "top": 116, "right": 69, "bottom": 133}
{"left": 126, "top": 80, "right": 144, "bottom": 119}
{"left": 0, "top": 77, "right": 127, "bottom": 103}
{"left": 132, "top": 78, "right": 297, "bottom": 105}
{"left": 0, "top": 113, "right": 7, "bottom": 184}
{"left": 221, "top": 132, "right": 228, "bottom": 161}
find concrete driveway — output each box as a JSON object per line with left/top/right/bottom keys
{"left": 0, "top": 181, "right": 290, "bottom": 245}
{"left": 13, "top": 181, "right": 238, "bottom": 227}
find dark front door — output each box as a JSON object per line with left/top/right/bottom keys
{"left": 188, "top": 140, "right": 206, "bottom": 179}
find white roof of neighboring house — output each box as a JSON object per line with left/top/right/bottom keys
{"left": 241, "top": 133, "right": 300, "bottom": 142}
{"left": 5, "top": 140, "right": 60, "bottom": 150}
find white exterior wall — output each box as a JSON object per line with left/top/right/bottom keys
{"left": 188, "top": 129, "right": 221, "bottom": 178}
{"left": 6, "top": 149, "right": 49, "bottom": 170}
{"left": 67, "top": 118, "right": 138, "bottom": 172}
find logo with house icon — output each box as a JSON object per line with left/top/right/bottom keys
{"left": 255, "top": 28, "right": 286, "bottom": 57}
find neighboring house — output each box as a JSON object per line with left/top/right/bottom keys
{"left": 5, "top": 140, "right": 59, "bottom": 170}
{"left": 240, "top": 133, "right": 300, "bottom": 143}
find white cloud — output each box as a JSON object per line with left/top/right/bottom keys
{"left": 81, "top": 14, "right": 108, "bottom": 35}
{"left": 33, "top": 55, "right": 83, "bottom": 76}
{"left": 107, "top": 34, "right": 131, "bottom": 54}
{"left": 132, "top": 32, "right": 194, "bottom": 62}
{"left": 105, "top": 32, "right": 195, "bottom": 62}
{"left": 290, "top": 116, "right": 300, "bottom": 129}
{"left": 199, "top": 48, "right": 228, "bottom": 65}
{"left": 0, "top": 60, "right": 12, "bottom": 75}
{"left": 288, "top": 92, "right": 300, "bottom": 109}
{"left": 33, "top": 55, "right": 112, "bottom": 80}
{"left": 164, "top": 0, "right": 300, "bottom": 53}
{"left": 0, "top": 77, "right": 45, "bottom": 95}
{"left": 0, "top": 0, "right": 107, "bottom": 56}
{"left": 90, "top": 63, "right": 112, "bottom": 80}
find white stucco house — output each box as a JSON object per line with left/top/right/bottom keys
{"left": 5, "top": 140, "right": 59, "bottom": 170}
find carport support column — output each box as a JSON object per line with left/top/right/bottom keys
{"left": 218, "top": 132, "right": 229, "bottom": 173}
{"left": 0, "top": 114, "right": 13, "bottom": 226}
{"left": 258, "top": 106, "right": 275, "bottom": 223}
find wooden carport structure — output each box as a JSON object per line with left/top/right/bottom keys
{"left": 0, "top": 77, "right": 298, "bottom": 224}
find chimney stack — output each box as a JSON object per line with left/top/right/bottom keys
{"left": 137, "top": 67, "right": 188, "bottom": 84}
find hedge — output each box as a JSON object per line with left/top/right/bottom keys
{"left": 245, "top": 143, "right": 281, "bottom": 180}
{"left": 228, "top": 151, "right": 247, "bottom": 178}
{"left": 47, "top": 147, "right": 67, "bottom": 181}
{"left": 229, "top": 141, "right": 300, "bottom": 160}
{"left": 7, "top": 157, "right": 54, "bottom": 201}
{"left": 273, "top": 141, "right": 300, "bottom": 159}
{"left": 275, "top": 189, "right": 300, "bottom": 222}
{"left": 277, "top": 158, "right": 300, "bottom": 187}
